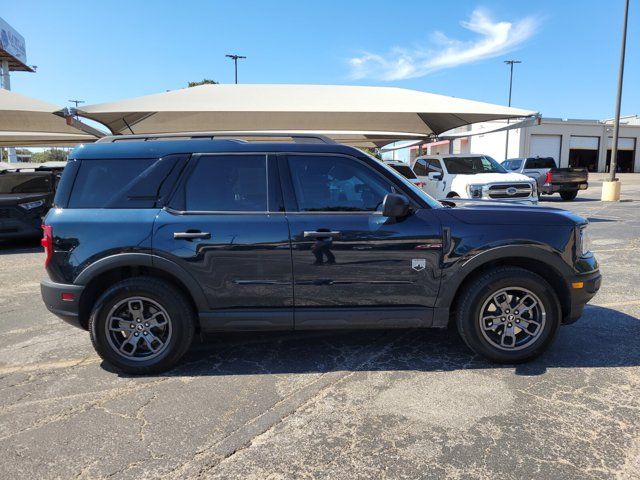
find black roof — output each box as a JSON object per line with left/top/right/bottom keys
{"left": 70, "top": 139, "right": 362, "bottom": 160}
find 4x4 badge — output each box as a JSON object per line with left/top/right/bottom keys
{"left": 412, "top": 259, "right": 426, "bottom": 271}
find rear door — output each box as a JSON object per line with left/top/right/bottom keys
{"left": 153, "top": 153, "right": 293, "bottom": 329}
{"left": 281, "top": 153, "right": 442, "bottom": 328}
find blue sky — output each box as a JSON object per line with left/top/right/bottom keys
{"left": 3, "top": 0, "right": 639, "bottom": 120}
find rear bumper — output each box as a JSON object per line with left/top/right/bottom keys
{"left": 541, "top": 182, "right": 588, "bottom": 194}
{"left": 563, "top": 270, "right": 601, "bottom": 324}
{"left": 40, "top": 278, "right": 85, "bottom": 329}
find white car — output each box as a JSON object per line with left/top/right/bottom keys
{"left": 383, "top": 161, "right": 427, "bottom": 190}
{"left": 412, "top": 154, "right": 538, "bottom": 204}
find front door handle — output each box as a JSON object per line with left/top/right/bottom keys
{"left": 174, "top": 231, "right": 211, "bottom": 240}
{"left": 303, "top": 231, "right": 341, "bottom": 239}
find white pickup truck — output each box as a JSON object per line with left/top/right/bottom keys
{"left": 412, "top": 154, "right": 538, "bottom": 204}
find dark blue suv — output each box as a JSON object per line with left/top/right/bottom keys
{"left": 40, "top": 134, "right": 601, "bottom": 374}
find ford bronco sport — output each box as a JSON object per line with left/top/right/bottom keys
{"left": 40, "top": 133, "right": 601, "bottom": 374}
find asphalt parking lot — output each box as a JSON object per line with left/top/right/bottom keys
{"left": 1, "top": 173, "right": 639, "bottom": 479}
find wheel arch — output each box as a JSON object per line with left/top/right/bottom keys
{"left": 440, "top": 247, "right": 572, "bottom": 327}
{"left": 75, "top": 253, "right": 207, "bottom": 329}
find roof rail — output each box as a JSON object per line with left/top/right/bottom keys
{"left": 95, "top": 131, "right": 338, "bottom": 145}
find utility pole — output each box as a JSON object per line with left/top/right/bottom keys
{"left": 602, "top": 0, "right": 630, "bottom": 200}
{"left": 225, "top": 54, "right": 246, "bottom": 84}
{"left": 69, "top": 99, "right": 84, "bottom": 119}
{"left": 504, "top": 60, "right": 521, "bottom": 160}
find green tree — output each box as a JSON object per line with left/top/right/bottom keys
{"left": 31, "top": 148, "right": 68, "bottom": 163}
{"left": 187, "top": 79, "right": 219, "bottom": 87}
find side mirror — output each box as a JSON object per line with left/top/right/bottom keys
{"left": 428, "top": 172, "right": 443, "bottom": 181}
{"left": 382, "top": 193, "right": 410, "bottom": 218}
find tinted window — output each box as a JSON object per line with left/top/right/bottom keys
{"left": 504, "top": 159, "right": 522, "bottom": 171}
{"left": 427, "top": 159, "right": 442, "bottom": 173}
{"left": 525, "top": 157, "right": 556, "bottom": 169}
{"left": 388, "top": 164, "right": 417, "bottom": 179}
{"left": 186, "top": 155, "right": 267, "bottom": 211}
{"left": 443, "top": 156, "right": 506, "bottom": 174}
{"left": 288, "top": 155, "right": 394, "bottom": 212}
{"left": 68, "top": 159, "right": 154, "bottom": 208}
{"left": 413, "top": 159, "right": 428, "bottom": 176}
{"left": 0, "top": 173, "right": 52, "bottom": 194}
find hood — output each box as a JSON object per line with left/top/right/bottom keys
{"left": 452, "top": 172, "right": 533, "bottom": 184}
{"left": 442, "top": 202, "right": 586, "bottom": 226}
{"left": 0, "top": 192, "right": 50, "bottom": 207}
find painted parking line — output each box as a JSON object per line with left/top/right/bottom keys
{"left": 0, "top": 356, "right": 101, "bottom": 375}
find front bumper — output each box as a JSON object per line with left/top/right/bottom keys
{"left": 563, "top": 269, "right": 601, "bottom": 324}
{"left": 0, "top": 215, "right": 42, "bottom": 240}
{"left": 40, "top": 278, "right": 85, "bottom": 329}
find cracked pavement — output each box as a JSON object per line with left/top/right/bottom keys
{"left": 1, "top": 173, "right": 639, "bottom": 479}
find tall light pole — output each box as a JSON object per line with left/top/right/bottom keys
{"left": 225, "top": 54, "right": 246, "bottom": 84}
{"left": 504, "top": 60, "right": 521, "bottom": 160}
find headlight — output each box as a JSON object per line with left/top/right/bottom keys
{"left": 531, "top": 182, "right": 537, "bottom": 195}
{"left": 18, "top": 199, "right": 45, "bottom": 210}
{"left": 467, "top": 184, "right": 483, "bottom": 198}
{"left": 578, "top": 226, "right": 592, "bottom": 256}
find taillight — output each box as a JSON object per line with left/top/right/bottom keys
{"left": 41, "top": 224, "right": 53, "bottom": 267}
{"left": 545, "top": 171, "right": 552, "bottom": 184}
{"left": 415, "top": 182, "right": 426, "bottom": 188}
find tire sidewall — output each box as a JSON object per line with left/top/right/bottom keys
{"left": 460, "top": 270, "right": 561, "bottom": 363}
{"left": 90, "top": 280, "right": 194, "bottom": 374}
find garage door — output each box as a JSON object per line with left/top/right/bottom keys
{"left": 607, "top": 137, "right": 636, "bottom": 150}
{"left": 530, "top": 134, "right": 561, "bottom": 160}
{"left": 570, "top": 136, "right": 599, "bottom": 149}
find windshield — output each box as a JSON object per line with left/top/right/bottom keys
{"left": 503, "top": 159, "right": 522, "bottom": 171}
{"left": 443, "top": 156, "right": 506, "bottom": 174}
{"left": 372, "top": 158, "right": 442, "bottom": 209}
{"left": 388, "top": 164, "right": 417, "bottom": 179}
{"left": 0, "top": 173, "right": 53, "bottom": 194}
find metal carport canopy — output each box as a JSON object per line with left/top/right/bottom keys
{"left": 74, "top": 84, "right": 537, "bottom": 140}
{"left": 0, "top": 89, "right": 98, "bottom": 146}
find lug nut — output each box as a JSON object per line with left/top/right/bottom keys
{"left": 130, "top": 324, "right": 135, "bottom": 329}
{"left": 143, "top": 331, "right": 148, "bottom": 335}
{"left": 145, "top": 322, "right": 150, "bottom": 327}
{"left": 516, "top": 319, "right": 520, "bottom": 323}
{"left": 488, "top": 321, "right": 493, "bottom": 326}
{"left": 507, "top": 323, "right": 512, "bottom": 327}
{"left": 134, "top": 332, "right": 139, "bottom": 336}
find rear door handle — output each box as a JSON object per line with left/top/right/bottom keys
{"left": 173, "top": 231, "right": 211, "bottom": 240}
{"left": 303, "top": 231, "right": 341, "bottom": 238}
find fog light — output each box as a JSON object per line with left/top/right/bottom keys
{"left": 61, "top": 292, "right": 75, "bottom": 301}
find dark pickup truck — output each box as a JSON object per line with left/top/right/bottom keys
{"left": 502, "top": 157, "right": 588, "bottom": 201}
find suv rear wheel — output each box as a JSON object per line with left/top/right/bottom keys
{"left": 456, "top": 267, "right": 561, "bottom": 363}
{"left": 89, "top": 277, "right": 195, "bottom": 374}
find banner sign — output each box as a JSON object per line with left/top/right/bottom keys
{"left": 0, "top": 17, "right": 27, "bottom": 64}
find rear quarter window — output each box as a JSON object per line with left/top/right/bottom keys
{"left": 67, "top": 158, "right": 156, "bottom": 208}
{"left": 525, "top": 158, "right": 556, "bottom": 169}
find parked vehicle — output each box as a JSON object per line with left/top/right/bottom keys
{"left": 40, "top": 134, "right": 600, "bottom": 374}
{"left": 412, "top": 154, "right": 538, "bottom": 204}
{"left": 0, "top": 163, "right": 64, "bottom": 240}
{"left": 384, "top": 161, "right": 427, "bottom": 190}
{"left": 502, "top": 157, "right": 588, "bottom": 201}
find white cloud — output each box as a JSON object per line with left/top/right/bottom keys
{"left": 348, "top": 8, "right": 539, "bottom": 81}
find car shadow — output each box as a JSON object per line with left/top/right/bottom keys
{"left": 539, "top": 196, "right": 598, "bottom": 203}
{"left": 108, "top": 305, "right": 640, "bottom": 378}
{"left": 0, "top": 238, "right": 42, "bottom": 255}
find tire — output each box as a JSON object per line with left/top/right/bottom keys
{"left": 89, "top": 276, "right": 195, "bottom": 374}
{"left": 455, "top": 267, "right": 561, "bottom": 363}
{"left": 560, "top": 191, "right": 578, "bottom": 201}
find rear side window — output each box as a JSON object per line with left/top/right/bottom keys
{"left": 185, "top": 155, "right": 267, "bottom": 211}
{"left": 68, "top": 159, "right": 154, "bottom": 208}
{"left": 413, "top": 159, "right": 428, "bottom": 176}
{"left": 525, "top": 157, "right": 556, "bottom": 169}
{"left": 389, "top": 164, "right": 416, "bottom": 179}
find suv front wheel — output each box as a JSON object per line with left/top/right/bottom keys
{"left": 456, "top": 267, "right": 561, "bottom": 363}
{"left": 89, "top": 277, "right": 195, "bottom": 374}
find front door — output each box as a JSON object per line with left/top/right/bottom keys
{"left": 153, "top": 153, "right": 293, "bottom": 329}
{"left": 281, "top": 154, "right": 442, "bottom": 329}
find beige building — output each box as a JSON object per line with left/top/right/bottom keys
{"left": 410, "top": 115, "right": 640, "bottom": 173}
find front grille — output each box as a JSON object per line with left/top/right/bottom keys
{"left": 488, "top": 183, "right": 532, "bottom": 199}
{"left": 0, "top": 208, "right": 14, "bottom": 219}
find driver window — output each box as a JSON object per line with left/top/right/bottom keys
{"left": 427, "top": 159, "right": 442, "bottom": 173}
{"left": 413, "top": 159, "right": 428, "bottom": 176}
{"left": 288, "top": 155, "right": 395, "bottom": 212}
